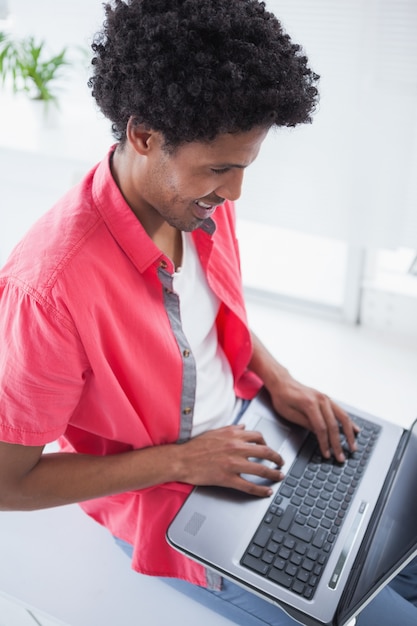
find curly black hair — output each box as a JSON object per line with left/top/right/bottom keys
{"left": 89, "top": 0, "right": 319, "bottom": 148}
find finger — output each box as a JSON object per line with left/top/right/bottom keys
{"left": 236, "top": 427, "right": 283, "bottom": 454}
{"left": 331, "top": 401, "right": 360, "bottom": 452}
{"left": 243, "top": 446, "right": 286, "bottom": 474}
{"left": 220, "top": 425, "right": 269, "bottom": 445}
{"left": 232, "top": 428, "right": 286, "bottom": 464}
{"left": 232, "top": 472, "right": 283, "bottom": 498}
{"left": 320, "top": 398, "right": 348, "bottom": 462}
{"left": 283, "top": 394, "right": 333, "bottom": 460}
{"left": 239, "top": 429, "right": 269, "bottom": 446}
{"left": 270, "top": 397, "right": 353, "bottom": 462}
{"left": 274, "top": 402, "right": 333, "bottom": 459}
{"left": 306, "top": 400, "right": 333, "bottom": 460}
{"left": 241, "top": 458, "right": 285, "bottom": 481}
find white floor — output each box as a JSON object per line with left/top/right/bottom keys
{"left": 0, "top": 301, "right": 416, "bottom": 625}
{"left": 0, "top": 594, "right": 64, "bottom": 626}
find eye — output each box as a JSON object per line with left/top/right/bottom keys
{"left": 211, "top": 167, "right": 230, "bottom": 175}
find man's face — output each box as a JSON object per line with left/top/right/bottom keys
{"left": 137, "top": 126, "right": 269, "bottom": 232}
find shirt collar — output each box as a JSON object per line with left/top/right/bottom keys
{"left": 92, "top": 146, "right": 164, "bottom": 272}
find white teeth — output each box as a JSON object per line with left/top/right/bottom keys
{"left": 197, "top": 201, "right": 212, "bottom": 209}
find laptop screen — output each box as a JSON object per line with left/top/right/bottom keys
{"left": 338, "top": 419, "right": 417, "bottom": 624}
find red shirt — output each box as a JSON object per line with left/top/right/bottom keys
{"left": 0, "top": 148, "right": 262, "bottom": 586}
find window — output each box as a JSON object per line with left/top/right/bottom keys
{"left": 237, "top": 220, "right": 348, "bottom": 311}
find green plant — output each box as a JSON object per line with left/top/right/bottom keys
{"left": 0, "top": 31, "right": 70, "bottom": 101}
{"left": 0, "top": 31, "right": 19, "bottom": 86}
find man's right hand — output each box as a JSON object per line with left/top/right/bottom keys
{"left": 174, "top": 424, "right": 285, "bottom": 497}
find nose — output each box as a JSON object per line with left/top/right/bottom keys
{"left": 215, "top": 169, "right": 245, "bottom": 202}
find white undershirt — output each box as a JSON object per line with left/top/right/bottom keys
{"left": 173, "top": 232, "right": 239, "bottom": 437}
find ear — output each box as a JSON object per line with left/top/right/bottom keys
{"left": 126, "top": 116, "right": 158, "bottom": 156}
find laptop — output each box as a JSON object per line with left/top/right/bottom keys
{"left": 167, "top": 387, "right": 417, "bottom": 626}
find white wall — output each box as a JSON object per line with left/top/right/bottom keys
{"left": 7, "top": 0, "right": 104, "bottom": 49}
{"left": 4, "top": 0, "right": 417, "bottom": 248}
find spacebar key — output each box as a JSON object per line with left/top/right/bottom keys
{"left": 242, "top": 554, "right": 269, "bottom": 576}
{"left": 278, "top": 505, "right": 296, "bottom": 532}
{"left": 268, "top": 567, "right": 292, "bottom": 588}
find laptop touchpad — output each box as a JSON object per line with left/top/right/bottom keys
{"left": 241, "top": 415, "right": 291, "bottom": 485}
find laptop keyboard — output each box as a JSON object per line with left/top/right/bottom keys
{"left": 241, "top": 416, "right": 381, "bottom": 599}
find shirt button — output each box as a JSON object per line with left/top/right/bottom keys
{"left": 160, "top": 259, "right": 168, "bottom": 269}
{"left": 183, "top": 407, "right": 192, "bottom": 415}
{"left": 183, "top": 349, "right": 190, "bottom": 358}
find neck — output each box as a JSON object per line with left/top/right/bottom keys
{"left": 154, "top": 225, "right": 183, "bottom": 270}
{"left": 111, "top": 146, "right": 183, "bottom": 268}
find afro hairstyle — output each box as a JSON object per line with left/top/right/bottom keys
{"left": 89, "top": 0, "right": 319, "bottom": 148}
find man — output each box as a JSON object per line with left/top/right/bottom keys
{"left": 1, "top": 1, "right": 415, "bottom": 624}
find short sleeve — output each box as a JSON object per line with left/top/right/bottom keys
{"left": 0, "top": 280, "right": 89, "bottom": 445}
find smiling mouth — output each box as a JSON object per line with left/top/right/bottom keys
{"left": 194, "top": 200, "right": 219, "bottom": 219}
